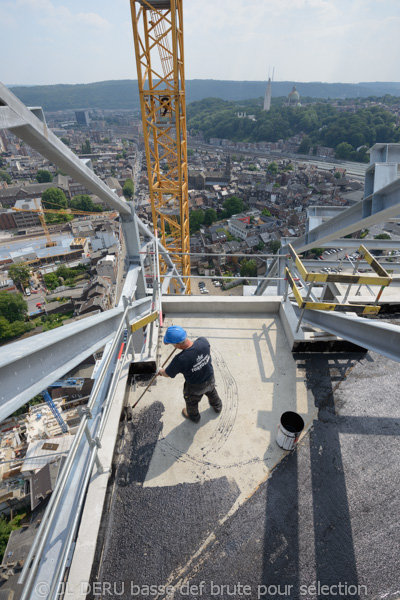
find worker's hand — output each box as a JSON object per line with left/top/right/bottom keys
{"left": 157, "top": 368, "right": 168, "bottom": 377}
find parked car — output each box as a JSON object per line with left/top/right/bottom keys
{"left": 25, "top": 288, "right": 31, "bottom": 296}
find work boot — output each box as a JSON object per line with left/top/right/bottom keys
{"left": 182, "top": 408, "right": 200, "bottom": 423}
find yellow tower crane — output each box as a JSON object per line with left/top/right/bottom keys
{"left": 130, "top": 0, "right": 191, "bottom": 293}
{"left": 11, "top": 204, "right": 116, "bottom": 245}
{"left": 35, "top": 199, "right": 57, "bottom": 247}
{"left": 11, "top": 199, "right": 58, "bottom": 247}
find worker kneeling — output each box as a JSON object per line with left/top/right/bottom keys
{"left": 158, "top": 326, "right": 222, "bottom": 423}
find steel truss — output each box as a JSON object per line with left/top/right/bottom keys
{"left": 130, "top": 0, "right": 191, "bottom": 292}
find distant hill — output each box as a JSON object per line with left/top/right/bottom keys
{"left": 8, "top": 80, "right": 139, "bottom": 112}
{"left": 8, "top": 79, "right": 400, "bottom": 111}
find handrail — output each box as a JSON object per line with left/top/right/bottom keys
{"left": 17, "top": 300, "right": 151, "bottom": 600}
{"left": 48, "top": 340, "right": 128, "bottom": 600}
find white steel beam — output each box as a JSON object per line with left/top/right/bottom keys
{"left": 0, "top": 296, "right": 151, "bottom": 420}
{"left": 291, "top": 303, "right": 400, "bottom": 362}
{"left": 256, "top": 176, "right": 400, "bottom": 296}
{"left": 136, "top": 217, "right": 186, "bottom": 293}
{"left": 281, "top": 237, "right": 400, "bottom": 251}
{"left": 0, "top": 83, "right": 130, "bottom": 215}
{"left": 290, "top": 179, "right": 400, "bottom": 253}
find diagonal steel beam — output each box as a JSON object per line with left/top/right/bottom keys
{"left": 136, "top": 216, "right": 186, "bottom": 292}
{"left": 0, "top": 296, "right": 151, "bottom": 420}
{"left": 256, "top": 169, "right": 400, "bottom": 295}
{"left": 290, "top": 178, "right": 400, "bottom": 253}
{"left": 0, "top": 83, "right": 130, "bottom": 215}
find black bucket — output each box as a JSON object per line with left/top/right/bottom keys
{"left": 276, "top": 411, "right": 305, "bottom": 450}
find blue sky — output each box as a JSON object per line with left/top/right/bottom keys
{"left": 2, "top": 0, "right": 399, "bottom": 86}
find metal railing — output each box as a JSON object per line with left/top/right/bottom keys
{"left": 17, "top": 297, "right": 155, "bottom": 600}
{"left": 8, "top": 240, "right": 400, "bottom": 599}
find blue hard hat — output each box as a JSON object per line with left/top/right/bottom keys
{"left": 163, "top": 326, "right": 187, "bottom": 344}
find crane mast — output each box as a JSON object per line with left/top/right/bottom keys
{"left": 130, "top": 0, "right": 191, "bottom": 293}
{"left": 35, "top": 199, "right": 57, "bottom": 247}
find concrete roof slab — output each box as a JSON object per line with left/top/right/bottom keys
{"left": 137, "top": 314, "right": 316, "bottom": 509}
{"left": 87, "top": 317, "right": 400, "bottom": 600}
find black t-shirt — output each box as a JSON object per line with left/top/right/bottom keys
{"left": 165, "top": 337, "right": 214, "bottom": 384}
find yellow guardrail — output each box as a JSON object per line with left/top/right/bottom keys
{"left": 359, "top": 245, "right": 391, "bottom": 279}
{"left": 285, "top": 269, "right": 381, "bottom": 315}
{"left": 287, "top": 244, "right": 392, "bottom": 287}
{"left": 131, "top": 311, "right": 159, "bottom": 332}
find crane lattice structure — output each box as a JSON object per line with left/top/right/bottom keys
{"left": 130, "top": 0, "right": 191, "bottom": 293}
{"left": 40, "top": 390, "right": 68, "bottom": 434}
{"left": 11, "top": 203, "right": 116, "bottom": 248}
{"left": 33, "top": 199, "right": 57, "bottom": 247}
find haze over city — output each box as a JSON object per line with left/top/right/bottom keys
{"left": 2, "top": 0, "right": 399, "bottom": 86}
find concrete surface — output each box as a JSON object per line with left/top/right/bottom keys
{"left": 143, "top": 314, "right": 315, "bottom": 507}
{"left": 88, "top": 313, "right": 318, "bottom": 599}
{"left": 161, "top": 296, "right": 281, "bottom": 314}
{"left": 87, "top": 310, "right": 400, "bottom": 600}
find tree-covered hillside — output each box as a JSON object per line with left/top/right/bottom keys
{"left": 8, "top": 79, "right": 400, "bottom": 111}
{"left": 187, "top": 98, "right": 400, "bottom": 162}
{"left": 8, "top": 78, "right": 400, "bottom": 162}
{"left": 9, "top": 80, "right": 140, "bottom": 111}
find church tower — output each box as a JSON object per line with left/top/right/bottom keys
{"left": 263, "top": 68, "right": 274, "bottom": 112}
{"left": 263, "top": 78, "right": 272, "bottom": 111}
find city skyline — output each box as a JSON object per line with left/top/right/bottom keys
{"left": 1, "top": 0, "right": 400, "bottom": 87}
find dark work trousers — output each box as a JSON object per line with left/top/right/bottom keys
{"left": 183, "top": 375, "right": 222, "bottom": 422}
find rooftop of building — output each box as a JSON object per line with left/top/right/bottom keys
{"left": 64, "top": 303, "right": 400, "bottom": 599}
{"left": 0, "top": 234, "right": 75, "bottom": 262}
{"left": 98, "top": 254, "right": 115, "bottom": 263}
{"left": 0, "top": 183, "right": 54, "bottom": 199}
{"left": 13, "top": 198, "right": 42, "bottom": 211}
{"left": 21, "top": 436, "right": 72, "bottom": 473}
